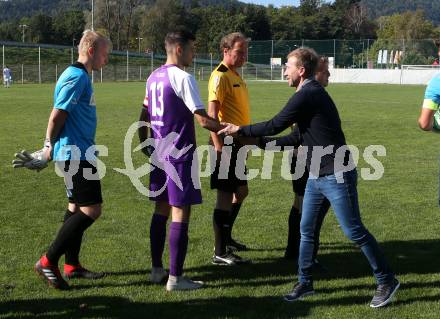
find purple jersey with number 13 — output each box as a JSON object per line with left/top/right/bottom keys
{"left": 142, "top": 64, "right": 205, "bottom": 206}
{"left": 143, "top": 64, "right": 205, "bottom": 162}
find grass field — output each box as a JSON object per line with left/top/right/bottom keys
{"left": 1, "top": 80, "right": 440, "bottom": 318}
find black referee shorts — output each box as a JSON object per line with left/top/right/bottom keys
{"left": 210, "top": 140, "right": 248, "bottom": 193}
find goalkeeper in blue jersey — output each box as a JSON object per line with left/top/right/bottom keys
{"left": 418, "top": 75, "right": 440, "bottom": 131}
{"left": 13, "top": 30, "right": 111, "bottom": 290}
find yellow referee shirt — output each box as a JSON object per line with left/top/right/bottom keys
{"left": 208, "top": 63, "right": 250, "bottom": 126}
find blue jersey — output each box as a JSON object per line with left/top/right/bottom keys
{"left": 422, "top": 73, "right": 440, "bottom": 110}
{"left": 53, "top": 63, "right": 96, "bottom": 161}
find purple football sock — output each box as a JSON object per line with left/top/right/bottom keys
{"left": 150, "top": 214, "right": 168, "bottom": 268}
{"left": 169, "top": 222, "right": 189, "bottom": 277}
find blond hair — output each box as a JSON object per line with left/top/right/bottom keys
{"left": 78, "top": 29, "right": 111, "bottom": 55}
{"left": 287, "top": 47, "right": 319, "bottom": 78}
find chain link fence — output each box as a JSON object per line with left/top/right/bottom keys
{"left": 2, "top": 39, "right": 439, "bottom": 84}
{"left": 248, "top": 39, "right": 439, "bottom": 68}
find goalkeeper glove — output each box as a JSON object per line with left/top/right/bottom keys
{"left": 135, "top": 138, "right": 155, "bottom": 157}
{"left": 433, "top": 110, "right": 440, "bottom": 132}
{"left": 141, "top": 145, "right": 155, "bottom": 157}
{"left": 12, "top": 139, "right": 51, "bottom": 171}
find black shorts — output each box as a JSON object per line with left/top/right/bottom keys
{"left": 210, "top": 140, "right": 248, "bottom": 193}
{"left": 291, "top": 155, "right": 309, "bottom": 197}
{"left": 60, "top": 160, "right": 103, "bottom": 207}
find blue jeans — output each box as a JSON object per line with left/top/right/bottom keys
{"left": 298, "top": 169, "right": 394, "bottom": 285}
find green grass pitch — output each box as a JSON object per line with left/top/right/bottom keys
{"left": 1, "top": 80, "right": 440, "bottom": 318}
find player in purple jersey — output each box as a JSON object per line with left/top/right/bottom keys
{"left": 138, "top": 30, "right": 224, "bottom": 291}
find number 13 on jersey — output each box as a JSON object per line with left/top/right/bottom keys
{"left": 150, "top": 81, "right": 164, "bottom": 117}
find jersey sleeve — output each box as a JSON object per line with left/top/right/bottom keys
{"left": 208, "top": 72, "right": 227, "bottom": 104}
{"left": 423, "top": 79, "right": 440, "bottom": 110}
{"left": 54, "top": 73, "right": 86, "bottom": 113}
{"left": 179, "top": 75, "right": 205, "bottom": 113}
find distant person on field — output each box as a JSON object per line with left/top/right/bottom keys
{"left": 3, "top": 66, "right": 12, "bottom": 88}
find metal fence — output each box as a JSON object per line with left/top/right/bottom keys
{"left": 249, "top": 39, "right": 373, "bottom": 67}
{"left": 248, "top": 39, "right": 439, "bottom": 68}
{"left": 1, "top": 41, "right": 223, "bottom": 83}
{"left": 2, "top": 39, "right": 439, "bottom": 83}
{"left": 1, "top": 64, "right": 286, "bottom": 84}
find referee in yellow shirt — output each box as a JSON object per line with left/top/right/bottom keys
{"left": 208, "top": 32, "right": 251, "bottom": 265}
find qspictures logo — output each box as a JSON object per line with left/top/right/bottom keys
{"left": 54, "top": 121, "right": 387, "bottom": 197}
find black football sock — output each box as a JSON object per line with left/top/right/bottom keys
{"left": 213, "top": 209, "right": 230, "bottom": 256}
{"left": 62, "top": 210, "right": 83, "bottom": 265}
{"left": 46, "top": 210, "right": 94, "bottom": 265}
{"left": 228, "top": 203, "right": 242, "bottom": 241}
{"left": 64, "top": 233, "right": 83, "bottom": 266}
{"left": 65, "top": 230, "right": 84, "bottom": 266}
{"left": 63, "top": 210, "right": 75, "bottom": 222}
{"left": 285, "top": 206, "right": 301, "bottom": 258}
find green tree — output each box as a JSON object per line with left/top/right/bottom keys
{"left": 300, "top": 0, "right": 323, "bottom": 16}
{"left": 191, "top": 5, "right": 248, "bottom": 57}
{"left": 138, "top": 0, "right": 187, "bottom": 53}
{"left": 268, "top": 6, "right": 299, "bottom": 40}
{"left": 361, "top": 0, "right": 440, "bottom": 26}
{"left": 370, "top": 10, "right": 439, "bottom": 66}
{"left": 29, "top": 13, "right": 53, "bottom": 43}
{"left": 94, "top": 0, "right": 145, "bottom": 51}
{"left": 376, "top": 10, "right": 436, "bottom": 40}
{"left": 0, "top": 21, "right": 21, "bottom": 42}
{"left": 242, "top": 5, "right": 271, "bottom": 41}
{"left": 52, "top": 10, "right": 85, "bottom": 46}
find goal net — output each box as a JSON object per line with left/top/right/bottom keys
{"left": 400, "top": 65, "right": 440, "bottom": 85}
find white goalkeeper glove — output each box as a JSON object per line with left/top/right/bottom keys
{"left": 433, "top": 110, "right": 440, "bottom": 133}
{"left": 12, "top": 139, "right": 51, "bottom": 171}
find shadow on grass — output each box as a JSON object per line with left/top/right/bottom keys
{"left": 183, "top": 239, "right": 440, "bottom": 285}
{"left": 0, "top": 295, "right": 312, "bottom": 319}
{"left": 8, "top": 239, "right": 436, "bottom": 318}
{"left": 91, "top": 239, "right": 440, "bottom": 292}
{"left": 4, "top": 291, "right": 436, "bottom": 318}
{"left": 316, "top": 238, "right": 440, "bottom": 279}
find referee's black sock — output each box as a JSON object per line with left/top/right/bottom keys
{"left": 228, "top": 203, "right": 242, "bottom": 241}
{"left": 46, "top": 210, "right": 94, "bottom": 265}
{"left": 213, "top": 209, "right": 230, "bottom": 256}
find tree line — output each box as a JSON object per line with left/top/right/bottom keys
{"left": 361, "top": 0, "right": 440, "bottom": 26}
{"left": 0, "top": 0, "right": 439, "bottom": 58}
